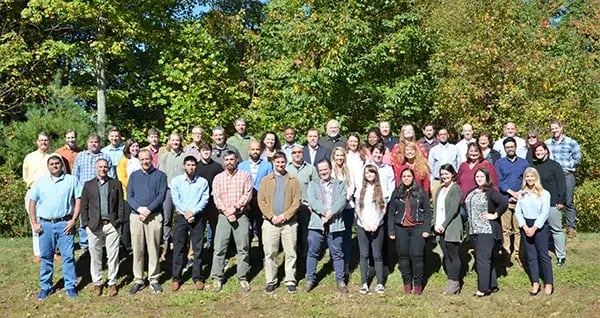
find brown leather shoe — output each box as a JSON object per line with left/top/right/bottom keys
{"left": 92, "top": 285, "right": 102, "bottom": 296}
{"left": 33, "top": 256, "right": 41, "bottom": 263}
{"left": 54, "top": 253, "right": 62, "bottom": 261}
{"left": 195, "top": 281, "right": 205, "bottom": 290}
{"left": 567, "top": 228, "right": 577, "bottom": 238}
{"left": 107, "top": 285, "right": 118, "bottom": 297}
{"left": 171, "top": 281, "right": 181, "bottom": 292}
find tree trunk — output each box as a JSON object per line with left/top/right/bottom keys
{"left": 96, "top": 19, "right": 106, "bottom": 137}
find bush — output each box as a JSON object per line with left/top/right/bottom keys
{"left": 0, "top": 166, "right": 29, "bottom": 237}
{"left": 574, "top": 179, "right": 600, "bottom": 233}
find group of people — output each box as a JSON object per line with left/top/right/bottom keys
{"left": 22, "top": 117, "right": 581, "bottom": 300}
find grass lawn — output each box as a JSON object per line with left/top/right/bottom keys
{"left": 1, "top": 233, "right": 599, "bottom": 317}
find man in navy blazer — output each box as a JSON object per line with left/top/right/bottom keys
{"left": 303, "top": 128, "right": 332, "bottom": 166}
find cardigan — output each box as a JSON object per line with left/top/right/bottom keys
{"left": 432, "top": 183, "right": 463, "bottom": 243}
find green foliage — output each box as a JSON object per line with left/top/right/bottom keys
{"left": 574, "top": 179, "right": 600, "bottom": 233}
{"left": 0, "top": 166, "right": 28, "bottom": 237}
{"left": 0, "top": 79, "right": 95, "bottom": 173}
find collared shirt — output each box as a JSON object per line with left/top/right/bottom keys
{"left": 495, "top": 156, "right": 529, "bottom": 200}
{"left": 456, "top": 138, "right": 476, "bottom": 163}
{"left": 320, "top": 179, "right": 335, "bottom": 208}
{"left": 282, "top": 143, "right": 302, "bottom": 162}
{"left": 73, "top": 150, "right": 114, "bottom": 184}
{"left": 249, "top": 159, "right": 261, "bottom": 182}
{"left": 211, "top": 143, "right": 240, "bottom": 166}
{"left": 226, "top": 133, "right": 255, "bottom": 161}
{"left": 545, "top": 136, "right": 582, "bottom": 172}
{"left": 158, "top": 150, "right": 185, "bottom": 184}
{"left": 309, "top": 146, "right": 317, "bottom": 165}
{"left": 212, "top": 169, "right": 253, "bottom": 212}
{"left": 98, "top": 179, "right": 109, "bottom": 219}
{"left": 30, "top": 173, "right": 82, "bottom": 219}
{"left": 286, "top": 161, "right": 319, "bottom": 203}
{"left": 428, "top": 143, "right": 460, "bottom": 183}
{"left": 183, "top": 143, "right": 202, "bottom": 161}
{"left": 170, "top": 174, "right": 210, "bottom": 215}
{"left": 515, "top": 190, "right": 551, "bottom": 229}
{"left": 22, "top": 150, "right": 52, "bottom": 188}
{"left": 55, "top": 145, "right": 82, "bottom": 174}
{"left": 142, "top": 145, "right": 165, "bottom": 168}
{"left": 417, "top": 137, "right": 439, "bottom": 156}
{"left": 101, "top": 143, "right": 125, "bottom": 169}
{"left": 493, "top": 136, "right": 527, "bottom": 159}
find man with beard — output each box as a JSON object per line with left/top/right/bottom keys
{"left": 320, "top": 119, "right": 347, "bottom": 151}
{"left": 303, "top": 128, "right": 331, "bottom": 166}
{"left": 417, "top": 124, "right": 438, "bottom": 157}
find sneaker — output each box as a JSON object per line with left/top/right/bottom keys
{"left": 557, "top": 258, "right": 566, "bottom": 267}
{"left": 171, "top": 281, "right": 181, "bottom": 292}
{"left": 92, "top": 285, "right": 102, "bottom": 296}
{"left": 375, "top": 284, "right": 385, "bottom": 294}
{"left": 304, "top": 280, "right": 315, "bottom": 293}
{"left": 130, "top": 283, "right": 145, "bottom": 295}
{"left": 359, "top": 283, "right": 369, "bottom": 294}
{"left": 287, "top": 284, "right": 297, "bottom": 294}
{"left": 212, "top": 280, "right": 222, "bottom": 292}
{"left": 337, "top": 282, "right": 349, "bottom": 294}
{"left": 107, "top": 285, "right": 118, "bottom": 297}
{"left": 265, "top": 284, "right": 275, "bottom": 295}
{"left": 129, "top": 284, "right": 145, "bottom": 295}
{"left": 151, "top": 283, "right": 163, "bottom": 294}
{"left": 66, "top": 288, "right": 77, "bottom": 298}
{"left": 413, "top": 285, "right": 423, "bottom": 295}
{"left": 240, "top": 280, "right": 251, "bottom": 292}
{"left": 37, "top": 289, "right": 51, "bottom": 301}
{"left": 194, "top": 281, "right": 205, "bottom": 290}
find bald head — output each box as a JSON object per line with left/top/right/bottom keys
{"left": 248, "top": 140, "right": 261, "bottom": 162}
{"left": 462, "top": 123, "right": 473, "bottom": 140}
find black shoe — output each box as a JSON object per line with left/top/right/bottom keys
{"left": 304, "top": 281, "right": 315, "bottom": 293}
{"left": 130, "top": 283, "right": 145, "bottom": 295}
{"left": 151, "top": 283, "right": 163, "bottom": 294}
{"left": 556, "top": 258, "right": 566, "bottom": 267}
{"left": 287, "top": 285, "right": 297, "bottom": 294}
{"left": 265, "top": 284, "right": 275, "bottom": 295}
{"left": 529, "top": 287, "right": 541, "bottom": 296}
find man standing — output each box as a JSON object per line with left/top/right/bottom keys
{"left": 23, "top": 132, "right": 52, "bottom": 263}
{"left": 211, "top": 126, "right": 240, "bottom": 166}
{"left": 170, "top": 155, "right": 210, "bottom": 292}
{"left": 158, "top": 132, "right": 186, "bottom": 261}
{"left": 183, "top": 126, "right": 204, "bottom": 160}
{"left": 101, "top": 126, "right": 125, "bottom": 170}
{"left": 495, "top": 137, "right": 529, "bottom": 266}
{"left": 80, "top": 158, "right": 124, "bottom": 297}
{"left": 73, "top": 133, "right": 114, "bottom": 253}
{"left": 303, "top": 128, "right": 331, "bottom": 166}
{"left": 227, "top": 117, "right": 255, "bottom": 161}
{"left": 282, "top": 126, "right": 302, "bottom": 162}
{"left": 417, "top": 124, "right": 438, "bottom": 156}
{"left": 545, "top": 120, "right": 582, "bottom": 238}
{"left": 305, "top": 159, "right": 348, "bottom": 293}
{"left": 428, "top": 128, "right": 461, "bottom": 196}
{"left": 195, "top": 142, "right": 224, "bottom": 254}
{"left": 55, "top": 130, "right": 82, "bottom": 174}
{"left": 455, "top": 123, "right": 476, "bottom": 162}
{"left": 127, "top": 149, "right": 168, "bottom": 294}
{"left": 258, "top": 151, "right": 302, "bottom": 294}
{"left": 320, "top": 119, "right": 347, "bottom": 151}
{"left": 142, "top": 128, "right": 166, "bottom": 168}
{"left": 379, "top": 120, "right": 399, "bottom": 151}
{"left": 210, "top": 151, "right": 253, "bottom": 292}
{"left": 493, "top": 122, "right": 527, "bottom": 158}
{"left": 239, "top": 140, "right": 273, "bottom": 245}
{"left": 28, "top": 154, "right": 81, "bottom": 300}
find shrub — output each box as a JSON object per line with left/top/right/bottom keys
{"left": 0, "top": 166, "right": 29, "bottom": 237}
{"left": 574, "top": 179, "right": 600, "bottom": 233}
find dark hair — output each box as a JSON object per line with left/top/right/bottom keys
{"left": 395, "top": 167, "right": 420, "bottom": 199}
{"left": 422, "top": 123, "right": 435, "bottom": 130}
{"left": 532, "top": 142, "right": 550, "bottom": 160}
{"left": 260, "top": 131, "right": 282, "bottom": 152}
{"left": 474, "top": 168, "right": 494, "bottom": 190}
{"left": 366, "top": 127, "right": 383, "bottom": 148}
{"left": 88, "top": 133, "right": 101, "bottom": 142}
{"left": 107, "top": 126, "right": 120, "bottom": 135}
{"left": 123, "top": 139, "right": 139, "bottom": 159}
{"left": 316, "top": 158, "right": 332, "bottom": 169}
{"left": 183, "top": 155, "right": 198, "bottom": 164}
{"left": 199, "top": 141, "right": 212, "bottom": 151}
{"left": 439, "top": 163, "right": 457, "bottom": 181}
{"left": 466, "top": 142, "right": 483, "bottom": 163}
{"left": 272, "top": 151, "right": 287, "bottom": 162}
{"left": 372, "top": 142, "right": 386, "bottom": 154}
{"left": 222, "top": 150, "right": 238, "bottom": 159}
{"left": 503, "top": 136, "right": 516, "bottom": 147}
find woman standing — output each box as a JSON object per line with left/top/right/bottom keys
{"left": 514, "top": 167, "right": 553, "bottom": 296}
{"left": 355, "top": 164, "right": 386, "bottom": 294}
{"left": 433, "top": 164, "right": 463, "bottom": 295}
{"left": 365, "top": 127, "right": 392, "bottom": 164}
{"left": 457, "top": 143, "right": 499, "bottom": 203}
{"left": 346, "top": 132, "right": 366, "bottom": 175}
{"left": 392, "top": 142, "right": 431, "bottom": 194}
{"left": 477, "top": 132, "right": 501, "bottom": 164}
{"left": 331, "top": 147, "right": 356, "bottom": 275}
{"left": 388, "top": 168, "right": 431, "bottom": 295}
{"left": 260, "top": 131, "right": 282, "bottom": 162}
{"left": 464, "top": 168, "right": 507, "bottom": 297}
{"left": 116, "top": 139, "right": 141, "bottom": 253}
{"left": 525, "top": 128, "right": 544, "bottom": 164}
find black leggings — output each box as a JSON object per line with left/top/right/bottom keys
{"left": 439, "top": 236, "right": 461, "bottom": 281}
{"left": 473, "top": 233, "right": 498, "bottom": 292}
{"left": 357, "top": 225, "right": 384, "bottom": 284}
{"left": 394, "top": 224, "right": 426, "bottom": 286}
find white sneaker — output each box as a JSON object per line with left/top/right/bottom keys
{"left": 359, "top": 283, "right": 369, "bottom": 294}
{"left": 375, "top": 284, "right": 385, "bottom": 294}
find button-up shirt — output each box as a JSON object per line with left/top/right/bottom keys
{"left": 159, "top": 150, "right": 185, "bottom": 185}
{"left": 212, "top": 169, "right": 253, "bottom": 212}
{"left": 428, "top": 143, "right": 460, "bottom": 183}
{"left": 493, "top": 136, "right": 527, "bottom": 159}
{"left": 286, "top": 161, "right": 319, "bottom": 203}
{"left": 170, "top": 174, "right": 210, "bottom": 215}
{"left": 282, "top": 143, "right": 302, "bottom": 162}
{"left": 30, "top": 173, "right": 82, "bottom": 219}
{"left": 22, "top": 150, "right": 52, "bottom": 188}
{"left": 101, "top": 143, "right": 125, "bottom": 169}
{"left": 545, "top": 136, "right": 582, "bottom": 173}
{"left": 73, "top": 151, "right": 114, "bottom": 184}
{"left": 98, "top": 179, "right": 109, "bottom": 219}
{"left": 495, "top": 156, "right": 529, "bottom": 200}
{"left": 55, "top": 145, "right": 82, "bottom": 174}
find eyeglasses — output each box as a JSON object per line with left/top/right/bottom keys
{"left": 527, "top": 136, "right": 536, "bottom": 139}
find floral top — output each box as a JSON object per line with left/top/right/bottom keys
{"left": 465, "top": 189, "right": 492, "bottom": 235}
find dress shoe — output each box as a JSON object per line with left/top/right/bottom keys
{"left": 107, "top": 285, "right": 118, "bottom": 297}
{"left": 545, "top": 285, "right": 554, "bottom": 295}
{"left": 194, "top": 281, "right": 205, "bottom": 290}
{"left": 304, "top": 280, "right": 315, "bottom": 293}
{"left": 529, "top": 286, "right": 540, "bottom": 296}
{"left": 556, "top": 258, "right": 566, "bottom": 267}
{"left": 171, "top": 281, "right": 181, "bottom": 292}
{"left": 92, "top": 285, "right": 102, "bottom": 296}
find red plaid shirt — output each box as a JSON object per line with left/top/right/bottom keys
{"left": 212, "top": 169, "right": 253, "bottom": 212}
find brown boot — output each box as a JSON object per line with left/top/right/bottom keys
{"left": 107, "top": 285, "right": 118, "bottom": 297}
{"left": 92, "top": 285, "right": 102, "bottom": 296}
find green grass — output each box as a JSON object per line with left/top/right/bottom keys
{"left": 1, "top": 234, "right": 599, "bottom": 317}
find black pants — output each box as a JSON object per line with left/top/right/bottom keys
{"left": 473, "top": 233, "right": 498, "bottom": 292}
{"left": 120, "top": 200, "right": 132, "bottom": 251}
{"left": 522, "top": 219, "right": 553, "bottom": 285}
{"left": 394, "top": 224, "right": 426, "bottom": 286}
{"left": 357, "top": 225, "right": 384, "bottom": 284}
{"left": 172, "top": 213, "right": 205, "bottom": 283}
{"left": 439, "top": 236, "right": 461, "bottom": 281}
{"left": 296, "top": 204, "right": 310, "bottom": 276}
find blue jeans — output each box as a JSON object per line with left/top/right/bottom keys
{"left": 78, "top": 216, "right": 88, "bottom": 249}
{"left": 564, "top": 173, "right": 576, "bottom": 229}
{"left": 342, "top": 208, "right": 354, "bottom": 266}
{"left": 306, "top": 229, "right": 344, "bottom": 283}
{"left": 39, "top": 220, "right": 76, "bottom": 291}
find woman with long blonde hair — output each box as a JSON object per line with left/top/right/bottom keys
{"left": 354, "top": 164, "right": 387, "bottom": 294}
{"left": 515, "top": 167, "right": 553, "bottom": 296}
{"left": 331, "top": 147, "right": 356, "bottom": 274}
{"left": 392, "top": 142, "right": 431, "bottom": 194}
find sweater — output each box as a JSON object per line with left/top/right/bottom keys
{"left": 127, "top": 167, "right": 168, "bottom": 214}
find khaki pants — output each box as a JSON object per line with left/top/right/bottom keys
{"left": 501, "top": 203, "right": 520, "bottom": 255}
{"left": 86, "top": 223, "right": 121, "bottom": 286}
{"left": 262, "top": 219, "right": 298, "bottom": 286}
{"left": 130, "top": 213, "right": 163, "bottom": 284}
{"left": 430, "top": 180, "right": 442, "bottom": 199}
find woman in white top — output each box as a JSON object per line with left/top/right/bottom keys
{"left": 354, "top": 164, "right": 386, "bottom": 294}
{"left": 515, "top": 167, "right": 553, "bottom": 296}
{"left": 346, "top": 132, "right": 366, "bottom": 175}
{"left": 331, "top": 147, "right": 356, "bottom": 274}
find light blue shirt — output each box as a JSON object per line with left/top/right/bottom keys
{"left": 30, "top": 173, "right": 82, "bottom": 219}
{"left": 428, "top": 142, "right": 460, "bottom": 184}
{"left": 101, "top": 144, "right": 125, "bottom": 171}
{"left": 515, "top": 190, "right": 550, "bottom": 229}
{"left": 170, "top": 174, "right": 210, "bottom": 216}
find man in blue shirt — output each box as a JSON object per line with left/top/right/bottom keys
{"left": 545, "top": 119, "right": 582, "bottom": 238}
{"left": 101, "top": 126, "right": 125, "bottom": 171}
{"left": 169, "top": 155, "right": 210, "bottom": 292}
{"left": 28, "top": 154, "right": 82, "bottom": 300}
{"left": 495, "top": 137, "right": 530, "bottom": 267}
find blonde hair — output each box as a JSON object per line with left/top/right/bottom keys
{"left": 358, "top": 164, "right": 386, "bottom": 216}
{"left": 331, "top": 147, "right": 352, "bottom": 187}
{"left": 521, "top": 167, "right": 544, "bottom": 198}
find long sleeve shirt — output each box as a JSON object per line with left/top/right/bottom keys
{"left": 212, "top": 169, "right": 253, "bottom": 212}
{"left": 354, "top": 185, "right": 384, "bottom": 229}
{"left": 515, "top": 190, "right": 550, "bottom": 229}
{"left": 495, "top": 156, "right": 530, "bottom": 200}
{"left": 545, "top": 136, "right": 582, "bottom": 172}
{"left": 493, "top": 136, "right": 528, "bottom": 158}
{"left": 127, "top": 167, "right": 167, "bottom": 213}
{"left": 428, "top": 143, "right": 460, "bottom": 184}
{"left": 73, "top": 150, "right": 114, "bottom": 183}
{"left": 170, "top": 174, "right": 210, "bottom": 216}
{"left": 158, "top": 150, "right": 185, "bottom": 185}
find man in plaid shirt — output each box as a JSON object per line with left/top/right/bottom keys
{"left": 545, "top": 119, "right": 582, "bottom": 238}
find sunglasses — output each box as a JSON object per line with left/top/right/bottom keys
{"left": 527, "top": 136, "right": 537, "bottom": 139}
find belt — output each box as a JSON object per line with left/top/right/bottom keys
{"left": 565, "top": 171, "right": 574, "bottom": 176}
{"left": 39, "top": 215, "right": 73, "bottom": 223}
{"left": 101, "top": 220, "right": 110, "bottom": 225}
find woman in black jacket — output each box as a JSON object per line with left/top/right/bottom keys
{"left": 464, "top": 168, "right": 508, "bottom": 297}
{"left": 388, "top": 167, "right": 431, "bottom": 295}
